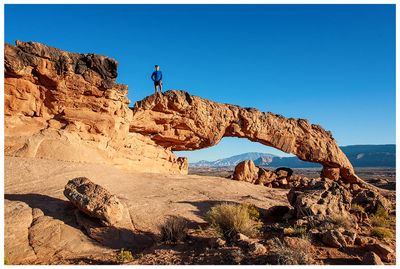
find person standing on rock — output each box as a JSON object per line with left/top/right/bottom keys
{"left": 151, "top": 65, "right": 163, "bottom": 93}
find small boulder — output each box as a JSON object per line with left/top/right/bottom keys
{"left": 233, "top": 233, "right": 250, "bottom": 242}
{"left": 321, "top": 230, "right": 348, "bottom": 248}
{"left": 64, "top": 177, "right": 124, "bottom": 226}
{"left": 248, "top": 242, "right": 267, "bottom": 255}
{"left": 275, "top": 167, "right": 293, "bottom": 180}
{"left": 362, "top": 251, "right": 384, "bottom": 265}
{"left": 355, "top": 236, "right": 375, "bottom": 246}
{"left": 256, "top": 168, "right": 276, "bottom": 185}
{"left": 352, "top": 189, "right": 391, "bottom": 214}
{"left": 366, "top": 243, "right": 394, "bottom": 262}
{"left": 232, "top": 160, "right": 259, "bottom": 183}
{"left": 283, "top": 236, "right": 312, "bottom": 250}
{"left": 208, "top": 237, "right": 226, "bottom": 248}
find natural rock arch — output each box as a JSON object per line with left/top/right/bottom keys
{"left": 130, "top": 90, "right": 360, "bottom": 183}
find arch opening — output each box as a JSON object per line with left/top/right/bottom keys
{"left": 130, "top": 90, "right": 360, "bottom": 183}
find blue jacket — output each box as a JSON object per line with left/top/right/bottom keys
{"left": 151, "top": 71, "right": 163, "bottom": 82}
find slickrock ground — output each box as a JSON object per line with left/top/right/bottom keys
{"left": 4, "top": 156, "right": 289, "bottom": 264}
{"left": 5, "top": 156, "right": 396, "bottom": 265}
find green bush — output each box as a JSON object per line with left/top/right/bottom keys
{"left": 116, "top": 248, "right": 133, "bottom": 264}
{"left": 240, "top": 203, "right": 261, "bottom": 222}
{"left": 159, "top": 216, "right": 188, "bottom": 242}
{"left": 370, "top": 205, "right": 395, "bottom": 228}
{"left": 206, "top": 203, "right": 261, "bottom": 239}
{"left": 374, "top": 205, "right": 389, "bottom": 218}
{"left": 371, "top": 227, "right": 393, "bottom": 240}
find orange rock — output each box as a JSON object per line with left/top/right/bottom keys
{"left": 131, "top": 90, "right": 360, "bottom": 183}
{"left": 232, "top": 160, "right": 259, "bottom": 183}
{"left": 4, "top": 41, "right": 186, "bottom": 174}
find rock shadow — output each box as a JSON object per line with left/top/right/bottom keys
{"left": 5, "top": 193, "right": 78, "bottom": 227}
{"left": 5, "top": 193, "right": 156, "bottom": 251}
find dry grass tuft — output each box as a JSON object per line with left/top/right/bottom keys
{"left": 283, "top": 225, "right": 307, "bottom": 237}
{"left": 159, "top": 216, "right": 188, "bottom": 242}
{"left": 351, "top": 203, "right": 365, "bottom": 212}
{"left": 371, "top": 227, "right": 393, "bottom": 240}
{"left": 370, "top": 205, "right": 395, "bottom": 228}
{"left": 206, "top": 203, "right": 261, "bottom": 239}
{"left": 269, "top": 237, "right": 314, "bottom": 265}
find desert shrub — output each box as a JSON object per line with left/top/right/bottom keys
{"left": 240, "top": 203, "right": 261, "bottom": 222}
{"left": 370, "top": 205, "right": 395, "bottom": 228}
{"left": 351, "top": 203, "right": 365, "bottom": 212}
{"left": 283, "top": 225, "right": 307, "bottom": 237}
{"left": 159, "top": 216, "right": 188, "bottom": 242}
{"left": 206, "top": 203, "right": 261, "bottom": 239}
{"left": 374, "top": 205, "right": 389, "bottom": 218}
{"left": 371, "top": 227, "right": 393, "bottom": 240}
{"left": 270, "top": 238, "right": 314, "bottom": 265}
{"left": 116, "top": 248, "right": 133, "bottom": 264}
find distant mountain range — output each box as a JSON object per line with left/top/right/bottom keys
{"left": 190, "top": 144, "right": 395, "bottom": 168}
{"left": 191, "top": 152, "right": 278, "bottom": 167}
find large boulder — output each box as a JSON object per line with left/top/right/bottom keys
{"left": 232, "top": 160, "right": 259, "bottom": 183}
{"left": 287, "top": 179, "right": 353, "bottom": 221}
{"left": 64, "top": 177, "right": 124, "bottom": 226}
{"left": 352, "top": 189, "right": 391, "bottom": 214}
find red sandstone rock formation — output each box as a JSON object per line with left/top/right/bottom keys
{"left": 4, "top": 41, "right": 362, "bottom": 183}
{"left": 131, "top": 90, "right": 360, "bottom": 183}
{"left": 4, "top": 41, "right": 187, "bottom": 174}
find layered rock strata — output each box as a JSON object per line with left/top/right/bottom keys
{"left": 5, "top": 41, "right": 187, "bottom": 174}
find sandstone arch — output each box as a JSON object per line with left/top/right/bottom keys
{"left": 130, "top": 90, "right": 359, "bottom": 183}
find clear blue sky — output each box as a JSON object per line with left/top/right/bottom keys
{"left": 5, "top": 4, "right": 395, "bottom": 162}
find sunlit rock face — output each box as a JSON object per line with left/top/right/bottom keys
{"left": 4, "top": 41, "right": 187, "bottom": 174}
{"left": 131, "top": 90, "right": 359, "bottom": 183}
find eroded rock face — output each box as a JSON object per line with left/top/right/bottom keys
{"left": 287, "top": 179, "right": 353, "bottom": 221}
{"left": 352, "top": 189, "right": 391, "bottom": 214}
{"left": 5, "top": 41, "right": 186, "bottom": 174}
{"left": 131, "top": 90, "right": 359, "bottom": 183}
{"left": 64, "top": 177, "right": 124, "bottom": 226}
